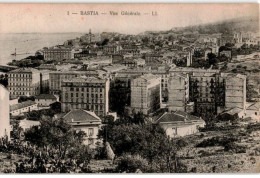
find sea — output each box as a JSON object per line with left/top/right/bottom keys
{"left": 0, "top": 33, "right": 84, "bottom": 65}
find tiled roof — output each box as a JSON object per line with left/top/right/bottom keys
{"left": 9, "top": 68, "right": 40, "bottom": 73}
{"left": 10, "top": 100, "right": 37, "bottom": 111}
{"left": 247, "top": 102, "right": 260, "bottom": 111}
{"left": 62, "top": 76, "right": 106, "bottom": 83}
{"left": 220, "top": 107, "right": 243, "bottom": 115}
{"left": 63, "top": 109, "right": 101, "bottom": 123}
{"left": 156, "top": 111, "right": 203, "bottom": 124}
{"left": 35, "top": 94, "right": 57, "bottom": 100}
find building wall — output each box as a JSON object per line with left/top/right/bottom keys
{"left": 168, "top": 74, "right": 189, "bottom": 112}
{"left": 225, "top": 76, "right": 246, "bottom": 110}
{"left": 8, "top": 71, "right": 40, "bottom": 98}
{"left": 35, "top": 98, "right": 57, "bottom": 107}
{"left": 130, "top": 75, "right": 161, "bottom": 115}
{"left": 61, "top": 79, "right": 109, "bottom": 117}
{"left": 160, "top": 123, "right": 200, "bottom": 138}
{"left": 49, "top": 72, "right": 81, "bottom": 95}
{"left": 10, "top": 104, "right": 38, "bottom": 116}
{"left": 70, "top": 124, "right": 100, "bottom": 147}
{"left": 43, "top": 49, "right": 72, "bottom": 61}
{"left": 0, "top": 85, "right": 10, "bottom": 140}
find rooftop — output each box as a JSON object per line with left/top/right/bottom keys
{"left": 10, "top": 100, "right": 37, "bottom": 111}
{"left": 35, "top": 94, "right": 57, "bottom": 100}
{"left": 156, "top": 111, "right": 204, "bottom": 124}
{"left": 62, "top": 109, "right": 101, "bottom": 123}
{"left": 62, "top": 76, "right": 107, "bottom": 83}
{"left": 9, "top": 68, "right": 40, "bottom": 74}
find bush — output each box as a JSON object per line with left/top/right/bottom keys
{"left": 196, "top": 136, "right": 238, "bottom": 148}
{"left": 224, "top": 142, "right": 246, "bottom": 153}
{"left": 116, "top": 154, "right": 150, "bottom": 173}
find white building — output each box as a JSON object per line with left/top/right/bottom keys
{"left": 10, "top": 100, "right": 38, "bottom": 116}
{"left": 62, "top": 109, "right": 102, "bottom": 147}
{"left": 35, "top": 94, "right": 58, "bottom": 107}
{"left": 0, "top": 84, "right": 10, "bottom": 140}
{"left": 155, "top": 111, "right": 205, "bottom": 138}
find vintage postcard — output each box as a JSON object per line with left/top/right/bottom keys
{"left": 0, "top": 3, "right": 259, "bottom": 173}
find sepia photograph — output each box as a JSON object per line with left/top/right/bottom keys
{"left": 0, "top": 2, "right": 259, "bottom": 174}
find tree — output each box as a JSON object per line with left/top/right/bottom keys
{"left": 98, "top": 121, "right": 179, "bottom": 172}
{"left": 11, "top": 120, "right": 23, "bottom": 140}
{"left": 24, "top": 117, "right": 90, "bottom": 160}
{"left": 207, "top": 53, "right": 217, "bottom": 66}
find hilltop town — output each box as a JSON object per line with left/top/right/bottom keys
{"left": 0, "top": 17, "right": 260, "bottom": 173}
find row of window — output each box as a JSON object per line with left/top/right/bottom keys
{"left": 65, "top": 93, "right": 103, "bottom": 98}
{"left": 8, "top": 74, "right": 32, "bottom": 78}
{"left": 63, "top": 103, "right": 104, "bottom": 111}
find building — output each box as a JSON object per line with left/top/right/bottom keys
{"left": 168, "top": 73, "right": 189, "bottom": 112}
{"left": 155, "top": 111, "right": 205, "bottom": 138}
{"left": 8, "top": 68, "right": 41, "bottom": 98}
{"left": 221, "top": 73, "right": 246, "bottom": 111}
{"left": 102, "top": 45, "right": 120, "bottom": 54}
{"left": 130, "top": 74, "right": 161, "bottom": 115}
{"left": 10, "top": 100, "right": 38, "bottom": 116}
{"left": 245, "top": 102, "right": 260, "bottom": 122}
{"left": 49, "top": 70, "right": 102, "bottom": 95}
{"left": 0, "top": 84, "right": 10, "bottom": 140}
{"left": 144, "top": 53, "right": 163, "bottom": 66}
{"left": 219, "top": 50, "right": 232, "bottom": 59}
{"left": 37, "top": 64, "right": 57, "bottom": 71}
{"left": 62, "top": 109, "right": 102, "bottom": 147}
{"left": 43, "top": 48, "right": 72, "bottom": 61}
{"left": 35, "top": 94, "right": 58, "bottom": 107}
{"left": 61, "top": 76, "right": 109, "bottom": 117}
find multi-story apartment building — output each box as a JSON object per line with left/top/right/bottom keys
{"left": 0, "top": 84, "right": 10, "bottom": 140}
{"left": 49, "top": 70, "right": 102, "bottom": 95}
{"left": 116, "top": 66, "right": 170, "bottom": 103}
{"left": 169, "top": 67, "right": 246, "bottom": 116}
{"left": 61, "top": 76, "right": 109, "bottom": 117}
{"left": 8, "top": 68, "right": 41, "bottom": 98}
{"left": 168, "top": 73, "right": 189, "bottom": 112}
{"left": 43, "top": 48, "right": 72, "bottom": 61}
{"left": 130, "top": 74, "right": 161, "bottom": 115}
{"left": 221, "top": 73, "right": 246, "bottom": 111}
{"left": 189, "top": 72, "right": 221, "bottom": 115}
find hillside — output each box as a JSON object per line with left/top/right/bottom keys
{"left": 173, "top": 16, "right": 259, "bottom": 34}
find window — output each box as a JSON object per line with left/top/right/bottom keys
{"left": 88, "top": 128, "right": 94, "bottom": 136}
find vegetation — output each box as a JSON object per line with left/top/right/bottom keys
{"left": 98, "top": 116, "right": 186, "bottom": 173}
{"left": 0, "top": 74, "right": 8, "bottom": 87}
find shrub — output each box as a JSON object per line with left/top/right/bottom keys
{"left": 116, "top": 154, "right": 150, "bottom": 173}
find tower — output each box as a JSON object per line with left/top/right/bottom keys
{"left": 89, "top": 29, "right": 92, "bottom": 43}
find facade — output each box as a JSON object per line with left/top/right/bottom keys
{"left": 8, "top": 68, "right": 41, "bottom": 98}
{"left": 168, "top": 73, "right": 189, "bottom": 112}
{"left": 102, "top": 45, "right": 120, "bottom": 54}
{"left": 155, "top": 111, "right": 205, "bottom": 138}
{"left": 10, "top": 100, "right": 38, "bottom": 116}
{"left": 245, "top": 102, "right": 260, "bottom": 122}
{"left": 49, "top": 71, "right": 101, "bottom": 95}
{"left": 62, "top": 109, "right": 102, "bottom": 147}
{"left": 221, "top": 73, "right": 246, "bottom": 111}
{"left": 144, "top": 54, "right": 163, "bottom": 66}
{"left": 0, "top": 85, "right": 10, "bottom": 140}
{"left": 35, "top": 94, "right": 58, "bottom": 107}
{"left": 130, "top": 74, "right": 161, "bottom": 115}
{"left": 61, "top": 76, "right": 109, "bottom": 117}
{"left": 43, "top": 48, "right": 72, "bottom": 61}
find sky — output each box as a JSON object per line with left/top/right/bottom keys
{"left": 0, "top": 3, "right": 258, "bottom": 34}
